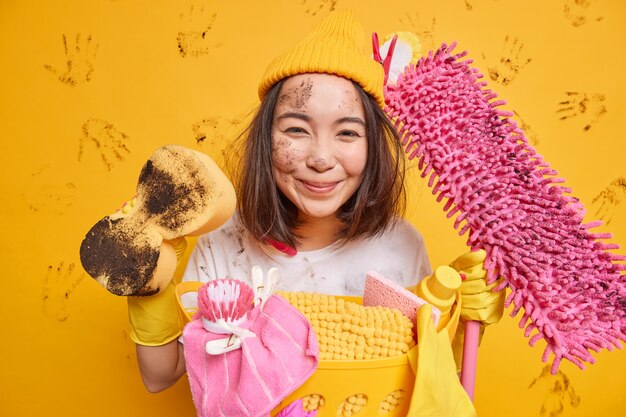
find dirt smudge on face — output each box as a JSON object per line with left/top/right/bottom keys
{"left": 272, "top": 136, "right": 297, "bottom": 174}
{"left": 338, "top": 89, "right": 359, "bottom": 111}
{"left": 278, "top": 78, "right": 314, "bottom": 110}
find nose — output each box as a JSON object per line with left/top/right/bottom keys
{"left": 306, "top": 137, "right": 336, "bottom": 172}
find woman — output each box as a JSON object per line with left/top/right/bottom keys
{"left": 129, "top": 11, "right": 500, "bottom": 398}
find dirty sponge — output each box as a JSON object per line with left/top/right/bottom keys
{"left": 80, "top": 145, "right": 236, "bottom": 296}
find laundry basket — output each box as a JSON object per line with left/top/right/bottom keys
{"left": 176, "top": 281, "right": 460, "bottom": 417}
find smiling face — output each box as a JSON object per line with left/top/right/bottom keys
{"left": 271, "top": 73, "right": 368, "bottom": 222}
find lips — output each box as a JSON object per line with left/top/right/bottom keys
{"left": 299, "top": 180, "right": 340, "bottom": 193}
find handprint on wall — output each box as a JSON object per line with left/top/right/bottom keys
{"left": 481, "top": 36, "right": 532, "bottom": 86}
{"left": 78, "top": 118, "right": 130, "bottom": 171}
{"left": 399, "top": 12, "right": 436, "bottom": 51}
{"left": 42, "top": 262, "right": 85, "bottom": 322}
{"left": 556, "top": 91, "right": 607, "bottom": 131}
{"left": 564, "top": 0, "right": 603, "bottom": 27}
{"left": 591, "top": 178, "right": 626, "bottom": 226}
{"left": 464, "top": 0, "right": 501, "bottom": 12}
{"left": 192, "top": 115, "right": 245, "bottom": 146}
{"left": 301, "top": 0, "right": 337, "bottom": 17}
{"left": 512, "top": 110, "right": 539, "bottom": 146}
{"left": 177, "top": 5, "right": 222, "bottom": 58}
{"left": 23, "top": 164, "right": 76, "bottom": 215}
{"left": 44, "top": 34, "right": 99, "bottom": 87}
{"left": 528, "top": 365, "right": 581, "bottom": 417}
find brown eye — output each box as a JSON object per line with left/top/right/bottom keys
{"left": 285, "top": 127, "right": 308, "bottom": 134}
{"left": 338, "top": 130, "right": 360, "bottom": 138}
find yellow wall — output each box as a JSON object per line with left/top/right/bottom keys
{"left": 1, "top": 0, "right": 625, "bottom": 416}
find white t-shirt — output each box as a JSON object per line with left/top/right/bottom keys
{"left": 182, "top": 214, "right": 432, "bottom": 297}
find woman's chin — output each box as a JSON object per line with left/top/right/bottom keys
{"left": 298, "top": 203, "right": 341, "bottom": 220}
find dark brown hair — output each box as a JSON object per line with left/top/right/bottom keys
{"left": 231, "top": 78, "right": 406, "bottom": 249}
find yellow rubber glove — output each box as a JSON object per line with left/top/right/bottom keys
{"left": 406, "top": 304, "right": 476, "bottom": 417}
{"left": 127, "top": 235, "right": 187, "bottom": 346}
{"left": 450, "top": 250, "right": 504, "bottom": 324}
{"left": 449, "top": 249, "right": 505, "bottom": 370}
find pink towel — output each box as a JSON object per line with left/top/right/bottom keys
{"left": 183, "top": 294, "right": 319, "bottom": 417}
{"left": 275, "top": 399, "right": 318, "bottom": 417}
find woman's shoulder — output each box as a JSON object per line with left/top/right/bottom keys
{"left": 197, "top": 213, "right": 246, "bottom": 243}
{"left": 380, "top": 216, "right": 425, "bottom": 245}
{"left": 339, "top": 217, "right": 426, "bottom": 258}
{"left": 357, "top": 217, "right": 429, "bottom": 266}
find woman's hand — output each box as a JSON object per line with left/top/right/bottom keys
{"left": 449, "top": 249, "right": 505, "bottom": 325}
{"left": 448, "top": 249, "right": 506, "bottom": 372}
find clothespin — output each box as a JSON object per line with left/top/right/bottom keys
{"left": 372, "top": 32, "right": 398, "bottom": 85}
{"left": 252, "top": 266, "right": 278, "bottom": 310}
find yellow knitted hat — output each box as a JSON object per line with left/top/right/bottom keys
{"left": 258, "top": 10, "right": 385, "bottom": 107}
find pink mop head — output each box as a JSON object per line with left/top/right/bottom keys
{"left": 384, "top": 42, "right": 626, "bottom": 374}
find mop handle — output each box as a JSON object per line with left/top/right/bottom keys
{"left": 460, "top": 320, "right": 480, "bottom": 401}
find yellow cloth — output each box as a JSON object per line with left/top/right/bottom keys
{"left": 449, "top": 250, "right": 505, "bottom": 370}
{"left": 258, "top": 10, "right": 385, "bottom": 107}
{"left": 406, "top": 304, "right": 476, "bottom": 417}
{"left": 127, "top": 237, "right": 187, "bottom": 346}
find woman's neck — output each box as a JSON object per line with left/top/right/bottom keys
{"left": 294, "top": 215, "right": 343, "bottom": 252}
